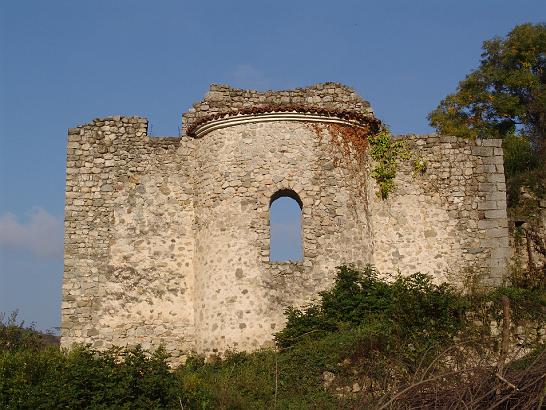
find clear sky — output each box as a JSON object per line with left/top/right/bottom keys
{"left": 0, "top": 0, "right": 544, "bottom": 332}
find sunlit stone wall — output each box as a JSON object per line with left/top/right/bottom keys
{"left": 62, "top": 83, "right": 510, "bottom": 359}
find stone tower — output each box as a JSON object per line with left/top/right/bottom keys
{"left": 62, "top": 83, "right": 510, "bottom": 358}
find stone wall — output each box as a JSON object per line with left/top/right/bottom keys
{"left": 190, "top": 120, "right": 372, "bottom": 354}
{"left": 370, "top": 136, "right": 511, "bottom": 287}
{"left": 63, "top": 117, "right": 196, "bottom": 358}
{"left": 62, "top": 83, "right": 511, "bottom": 358}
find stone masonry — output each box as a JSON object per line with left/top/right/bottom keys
{"left": 62, "top": 83, "right": 511, "bottom": 359}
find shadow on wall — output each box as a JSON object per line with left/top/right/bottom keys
{"left": 269, "top": 191, "right": 303, "bottom": 262}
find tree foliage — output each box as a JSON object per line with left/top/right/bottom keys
{"left": 428, "top": 23, "right": 546, "bottom": 145}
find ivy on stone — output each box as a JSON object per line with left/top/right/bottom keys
{"left": 368, "top": 129, "right": 409, "bottom": 199}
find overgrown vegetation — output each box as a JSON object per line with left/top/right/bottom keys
{"left": 2, "top": 266, "right": 545, "bottom": 409}
{"left": 276, "top": 266, "right": 468, "bottom": 349}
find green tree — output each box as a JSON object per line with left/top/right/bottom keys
{"left": 428, "top": 23, "right": 546, "bottom": 146}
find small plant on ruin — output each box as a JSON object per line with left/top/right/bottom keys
{"left": 368, "top": 129, "right": 410, "bottom": 199}
{"left": 412, "top": 158, "right": 427, "bottom": 176}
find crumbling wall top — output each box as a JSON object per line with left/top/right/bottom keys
{"left": 183, "top": 82, "right": 378, "bottom": 136}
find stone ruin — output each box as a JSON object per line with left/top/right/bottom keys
{"left": 62, "top": 83, "right": 511, "bottom": 359}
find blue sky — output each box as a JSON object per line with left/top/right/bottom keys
{"left": 270, "top": 197, "right": 303, "bottom": 262}
{"left": 0, "top": 0, "right": 544, "bottom": 332}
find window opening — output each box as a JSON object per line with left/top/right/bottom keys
{"left": 269, "top": 190, "right": 303, "bottom": 262}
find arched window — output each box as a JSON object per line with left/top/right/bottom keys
{"left": 269, "top": 189, "right": 303, "bottom": 262}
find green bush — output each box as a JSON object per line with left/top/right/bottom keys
{"left": 484, "top": 286, "right": 546, "bottom": 324}
{"left": 0, "top": 346, "right": 181, "bottom": 409}
{"left": 176, "top": 342, "right": 341, "bottom": 409}
{"left": 275, "top": 266, "right": 467, "bottom": 350}
{"left": 0, "top": 311, "right": 58, "bottom": 352}
{"left": 174, "top": 266, "right": 545, "bottom": 408}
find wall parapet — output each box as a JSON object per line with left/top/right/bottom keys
{"left": 183, "top": 82, "right": 378, "bottom": 136}
{"left": 191, "top": 111, "right": 373, "bottom": 138}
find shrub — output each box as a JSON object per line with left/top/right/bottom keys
{"left": 0, "top": 311, "right": 58, "bottom": 352}
{"left": 0, "top": 345, "right": 181, "bottom": 409}
{"left": 275, "top": 265, "right": 468, "bottom": 351}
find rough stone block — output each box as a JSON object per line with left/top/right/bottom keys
{"left": 487, "top": 174, "right": 505, "bottom": 183}
{"left": 478, "top": 220, "right": 501, "bottom": 230}
{"left": 480, "top": 139, "right": 502, "bottom": 147}
{"left": 482, "top": 237, "right": 510, "bottom": 249}
{"left": 484, "top": 209, "right": 507, "bottom": 219}
{"left": 471, "top": 146, "right": 494, "bottom": 156}
{"left": 479, "top": 182, "right": 495, "bottom": 191}
{"left": 483, "top": 164, "right": 497, "bottom": 173}
{"left": 486, "top": 227, "right": 507, "bottom": 238}
{"left": 478, "top": 201, "right": 498, "bottom": 210}
{"left": 490, "top": 246, "right": 509, "bottom": 259}
{"left": 486, "top": 191, "right": 506, "bottom": 201}
{"left": 439, "top": 136, "right": 457, "bottom": 143}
